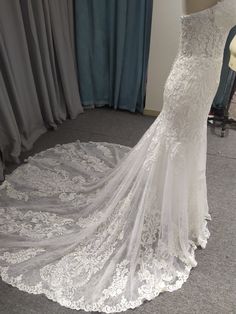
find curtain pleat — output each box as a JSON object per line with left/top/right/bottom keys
{"left": 0, "top": 0, "right": 83, "bottom": 179}
{"left": 75, "top": 0, "right": 153, "bottom": 113}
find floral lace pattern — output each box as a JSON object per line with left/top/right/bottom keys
{"left": 0, "top": 1, "right": 236, "bottom": 312}
{"left": 0, "top": 207, "right": 75, "bottom": 239}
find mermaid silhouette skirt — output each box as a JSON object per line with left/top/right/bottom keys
{"left": 0, "top": 0, "right": 236, "bottom": 312}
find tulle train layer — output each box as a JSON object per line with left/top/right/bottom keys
{"left": 0, "top": 113, "right": 210, "bottom": 313}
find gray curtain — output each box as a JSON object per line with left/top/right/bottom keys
{"left": 0, "top": 0, "right": 83, "bottom": 180}
{"left": 74, "top": 0, "right": 153, "bottom": 113}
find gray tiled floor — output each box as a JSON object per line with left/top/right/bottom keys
{"left": 1, "top": 108, "right": 236, "bottom": 314}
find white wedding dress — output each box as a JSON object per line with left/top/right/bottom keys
{"left": 0, "top": 1, "right": 235, "bottom": 312}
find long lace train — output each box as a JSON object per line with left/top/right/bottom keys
{"left": 0, "top": 114, "right": 211, "bottom": 312}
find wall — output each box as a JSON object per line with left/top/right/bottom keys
{"left": 145, "top": 0, "right": 218, "bottom": 114}
{"left": 145, "top": 0, "right": 182, "bottom": 114}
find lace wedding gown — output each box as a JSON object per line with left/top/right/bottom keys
{"left": 0, "top": 1, "right": 235, "bottom": 312}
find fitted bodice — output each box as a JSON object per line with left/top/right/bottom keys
{"left": 180, "top": 0, "right": 236, "bottom": 58}
{"left": 162, "top": 0, "right": 236, "bottom": 143}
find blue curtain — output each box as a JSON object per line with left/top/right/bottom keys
{"left": 74, "top": 0, "right": 153, "bottom": 113}
{"left": 211, "top": 25, "right": 236, "bottom": 115}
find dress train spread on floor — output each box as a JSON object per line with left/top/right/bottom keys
{"left": 0, "top": 1, "right": 235, "bottom": 312}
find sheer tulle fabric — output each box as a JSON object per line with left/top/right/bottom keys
{"left": 0, "top": 1, "right": 236, "bottom": 312}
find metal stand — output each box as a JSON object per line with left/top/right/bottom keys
{"left": 208, "top": 110, "right": 236, "bottom": 138}
{"left": 208, "top": 80, "right": 236, "bottom": 137}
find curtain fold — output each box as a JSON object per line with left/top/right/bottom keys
{"left": 0, "top": 0, "right": 83, "bottom": 179}
{"left": 75, "top": 0, "right": 153, "bottom": 113}
{"left": 211, "top": 25, "right": 236, "bottom": 115}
